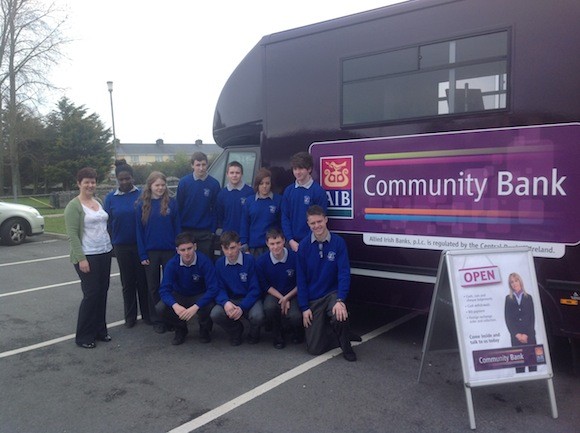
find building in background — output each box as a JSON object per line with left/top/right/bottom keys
{"left": 116, "top": 139, "right": 221, "bottom": 165}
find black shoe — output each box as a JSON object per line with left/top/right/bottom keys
{"left": 97, "top": 334, "right": 112, "bottom": 342}
{"left": 153, "top": 324, "right": 167, "bottom": 334}
{"left": 125, "top": 320, "right": 136, "bottom": 328}
{"left": 343, "top": 349, "right": 357, "bottom": 362}
{"left": 247, "top": 335, "right": 260, "bottom": 344}
{"left": 199, "top": 329, "right": 211, "bottom": 344}
{"left": 273, "top": 338, "right": 286, "bottom": 349}
{"left": 230, "top": 323, "right": 244, "bottom": 346}
{"left": 77, "top": 342, "right": 96, "bottom": 349}
{"left": 171, "top": 329, "right": 188, "bottom": 346}
{"left": 291, "top": 328, "right": 305, "bottom": 344}
{"left": 349, "top": 331, "right": 362, "bottom": 342}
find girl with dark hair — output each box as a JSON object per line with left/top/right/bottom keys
{"left": 136, "top": 171, "right": 180, "bottom": 333}
{"left": 104, "top": 161, "right": 150, "bottom": 328}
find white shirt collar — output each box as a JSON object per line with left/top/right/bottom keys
{"left": 310, "top": 231, "right": 331, "bottom": 244}
{"left": 226, "top": 182, "right": 247, "bottom": 191}
{"left": 294, "top": 177, "right": 314, "bottom": 189}
{"left": 179, "top": 254, "right": 198, "bottom": 267}
{"left": 113, "top": 185, "right": 138, "bottom": 195}
{"left": 193, "top": 172, "right": 208, "bottom": 181}
{"left": 270, "top": 247, "right": 288, "bottom": 264}
{"left": 226, "top": 251, "right": 244, "bottom": 266}
{"left": 255, "top": 192, "right": 273, "bottom": 200}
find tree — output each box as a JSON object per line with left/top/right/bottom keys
{"left": 0, "top": 0, "right": 68, "bottom": 196}
{"left": 44, "top": 97, "right": 112, "bottom": 190}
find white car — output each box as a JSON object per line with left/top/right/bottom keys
{"left": 0, "top": 201, "right": 45, "bottom": 246}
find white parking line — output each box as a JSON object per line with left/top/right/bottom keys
{"left": 0, "top": 254, "right": 69, "bottom": 267}
{"left": 0, "top": 319, "right": 126, "bottom": 359}
{"left": 168, "top": 311, "right": 420, "bottom": 433}
{"left": 0, "top": 273, "right": 120, "bottom": 298}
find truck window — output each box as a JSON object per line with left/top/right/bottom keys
{"left": 342, "top": 30, "right": 508, "bottom": 125}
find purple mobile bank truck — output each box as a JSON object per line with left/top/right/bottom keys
{"left": 208, "top": 0, "right": 580, "bottom": 345}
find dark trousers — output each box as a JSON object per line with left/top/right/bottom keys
{"left": 305, "top": 292, "right": 351, "bottom": 356}
{"left": 182, "top": 229, "right": 213, "bottom": 259}
{"left": 114, "top": 244, "right": 149, "bottom": 323}
{"left": 155, "top": 292, "right": 214, "bottom": 333}
{"left": 210, "top": 299, "right": 264, "bottom": 340}
{"left": 263, "top": 294, "right": 302, "bottom": 337}
{"left": 74, "top": 251, "right": 112, "bottom": 345}
{"left": 144, "top": 250, "right": 175, "bottom": 325}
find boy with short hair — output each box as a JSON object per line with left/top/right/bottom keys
{"left": 297, "top": 205, "right": 356, "bottom": 361}
{"left": 216, "top": 161, "right": 254, "bottom": 234}
{"left": 176, "top": 152, "right": 221, "bottom": 258}
{"left": 157, "top": 232, "right": 219, "bottom": 345}
{"left": 210, "top": 231, "right": 264, "bottom": 345}
{"left": 256, "top": 227, "right": 303, "bottom": 349}
{"left": 281, "top": 151, "right": 327, "bottom": 252}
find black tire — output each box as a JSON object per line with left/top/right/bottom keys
{"left": 0, "top": 217, "right": 28, "bottom": 246}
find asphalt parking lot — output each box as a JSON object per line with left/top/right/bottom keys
{"left": 1, "top": 233, "right": 579, "bottom": 433}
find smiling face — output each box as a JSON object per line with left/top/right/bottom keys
{"left": 307, "top": 213, "right": 329, "bottom": 240}
{"left": 266, "top": 235, "right": 285, "bottom": 259}
{"left": 78, "top": 177, "right": 97, "bottom": 197}
{"left": 292, "top": 166, "right": 312, "bottom": 185}
{"left": 150, "top": 177, "right": 167, "bottom": 199}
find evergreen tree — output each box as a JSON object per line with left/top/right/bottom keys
{"left": 44, "top": 97, "right": 113, "bottom": 190}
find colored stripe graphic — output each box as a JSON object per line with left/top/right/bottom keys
{"left": 364, "top": 214, "right": 542, "bottom": 224}
{"left": 364, "top": 208, "right": 546, "bottom": 224}
{"left": 364, "top": 144, "right": 551, "bottom": 162}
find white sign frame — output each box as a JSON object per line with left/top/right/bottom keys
{"left": 418, "top": 247, "right": 558, "bottom": 429}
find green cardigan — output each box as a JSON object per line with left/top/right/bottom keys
{"left": 64, "top": 196, "right": 105, "bottom": 264}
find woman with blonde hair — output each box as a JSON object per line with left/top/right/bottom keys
{"left": 504, "top": 272, "right": 537, "bottom": 372}
{"left": 136, "top": 171, "right": 180, "bottom": 333}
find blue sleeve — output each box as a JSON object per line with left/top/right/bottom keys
{"left": 104, "top": 192, "right": 113, "bottom": 233}
{"left": 214, "top": 259, "right": 229, "bottom": 306}
{"left": 195, "top": 255, "right": 219, "bottom": 308}
{"left": 216, "top": 189, "right": 225, "bottom": 229}
{"left": 135, "top": 202, "right": 148, "bottom": 261}
{"left": 281, "top": 186, "right": 294, "bottom": 241}
{"left": 240, "top": 256, "right": 262, "bottom": 312}
{"left": 314, "top": 183, "right": 328, "bottom": 212}
{"left": 159, "top": 258, "right": 178, "bottom": 307}
{"left": 296, "top": 242, "right": 309, "bottom": 311}
{"left": 239, "top": 200, "right": 250, "bottom": 245}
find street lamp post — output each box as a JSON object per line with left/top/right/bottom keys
{"left": 106, "top": 81, "right": 117, "bottom": 160}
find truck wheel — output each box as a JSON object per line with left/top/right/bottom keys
{"left": 0, "top": 218, "right": 28, "bottom": 245}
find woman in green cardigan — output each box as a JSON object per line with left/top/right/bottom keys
{"left": 64, "top": 167, "right": 113, "bottom": 349}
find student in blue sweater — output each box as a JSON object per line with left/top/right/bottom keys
{"left": 176, "top": 152, "right": 221, "bottom": 258}
{"left": 256, "top": 228, "right": 302, "bottom": 349}
{"left": 104, "top": 161, "right": 149, "bottom": 328}
{"left": 297, "top": 205, "right": 356, "bottom": 362}
{"left": 210, "top": 231, "right": 264, "bottom": 346}
{"left": 216, "top": 161, "right": 254, "bottom": 235}
{"left": 240, "top": 168, "right": 282, "bottom": 257}
{"left": 282, "top": 152, "right": 328, "bottom": 252}
{"left": 157, "top": 232, "right": 219, "bottom": 346}
{"left": 136, "top": 171, "right": 180, "bottom": 334}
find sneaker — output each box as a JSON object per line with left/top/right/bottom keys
{"left": 171, "top": 329, "right": 188, "bottom": 346}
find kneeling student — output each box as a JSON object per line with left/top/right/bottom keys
{"left": 297, "top": 205, "right": 357, "bottom": 361}
{"left": 256, "top": 228, "right": 303, "bottom": 349}
{"left": 211, "top": 231, "right": 264, "bottom": 345}
{"left": 157, "top": 232, "right": 218, "bottom": 345}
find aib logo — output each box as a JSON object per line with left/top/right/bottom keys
{"left": 320, "top": 156, "right": 353, "bottom": 219}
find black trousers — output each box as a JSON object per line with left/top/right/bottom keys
{"left": 155, "top": 292, "right": 214, "bottom": 333}
{"left": 74, "top": 251, "right": 112, "bottom": 345}
{"left": 305, "top": 291, "right": 351, "bottom": 356}
{"left": 143, "top": 249, "right": 175, "bottom": 325}
{"left": 114, "top": 244, "right": 149, "bottom": 323}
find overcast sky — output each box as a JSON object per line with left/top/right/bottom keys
{"left": 48, "top": 0, "right": 405, "bottom": 144}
